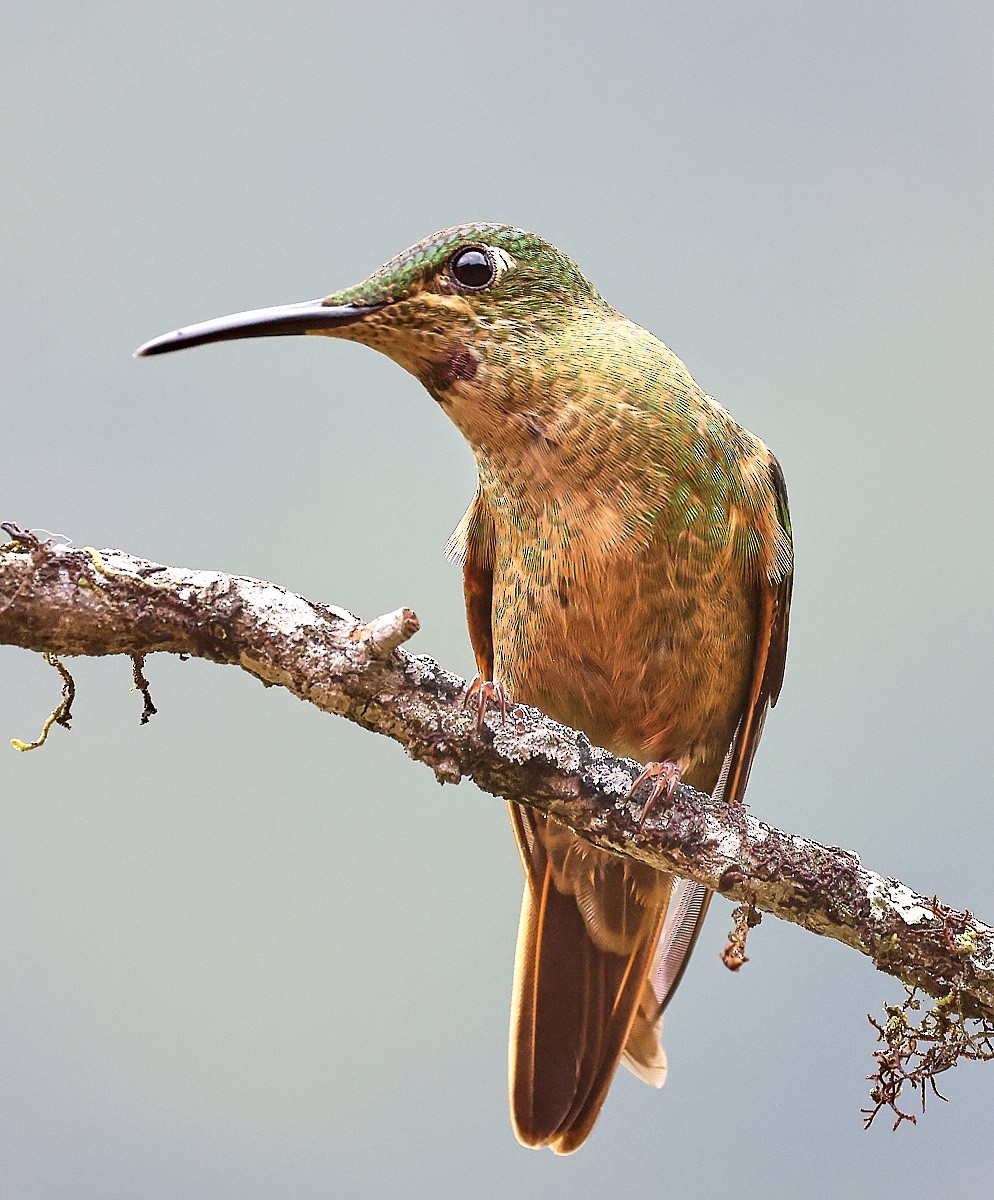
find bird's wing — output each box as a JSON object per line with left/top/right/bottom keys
{"left": 645, "top": 451, "right": 793, "bottom": 1014}
{"left": 719, "top": 452, "right": 793, "bottom": 810}
{"left": 454, "top": 489, "right": 673, "bottom": 1154}
{"left": 448, "top": 490, "right": 495, "bottom": 683}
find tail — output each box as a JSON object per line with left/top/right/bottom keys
{"left": 508, "top": 806, "right": 672, "bottom": 1153}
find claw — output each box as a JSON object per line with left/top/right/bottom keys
{"left": 464, "top": 675, "right": 509, "bottom": 730}
{"left": 629, "top": 759, "right": 683, "bottom": 826}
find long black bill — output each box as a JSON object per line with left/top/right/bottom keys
{"left": 134, "top": 300, "right": 382, "bottom": 357}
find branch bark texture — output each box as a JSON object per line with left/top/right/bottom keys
{"left": 2, "top": 534, "right": 993, "bottom": 1024}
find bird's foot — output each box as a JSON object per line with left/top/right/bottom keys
{"left": 463, "top": 676, "right": 509, "bottom": 730}
{"left": 629, "top": 760, "right": 683, "bottom": 826}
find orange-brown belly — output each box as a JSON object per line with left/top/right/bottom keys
{"left": 491, "top": 532, "right": 756, "bottom": 792}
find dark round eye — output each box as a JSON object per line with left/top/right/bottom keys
{"left": 450, "top": 245, "right": 496, "bottom": 290}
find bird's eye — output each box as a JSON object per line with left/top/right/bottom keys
{"left": 450, "top": 246, "right": 496, "bottom": 290}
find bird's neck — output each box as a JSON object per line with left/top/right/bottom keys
{"left": 462, "top": 317, "right": 710, "bottom": 545}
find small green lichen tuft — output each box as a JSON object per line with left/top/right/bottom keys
{"left": 863, "top": 986, "right": 994, "bottom": 1130}
{"left": 10, "top": 653, "right": 76, "bottom": 752}
{"left": 952, "top": 928, "right": 979, "bottom": 957}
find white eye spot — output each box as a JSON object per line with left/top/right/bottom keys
{"left": 491, "top": 247, "right": 516, "bottom": 276}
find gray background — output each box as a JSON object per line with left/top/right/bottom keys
{"left": 2, "top": 3, "right": 992, "bottom": 1197}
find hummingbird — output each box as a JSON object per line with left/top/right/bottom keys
{"left": 136, "top": 224, "right": 793, "bottom": 1153}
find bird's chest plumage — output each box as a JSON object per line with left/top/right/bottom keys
{"left": 489, "top": 499, "right": 757, "bottom": 790}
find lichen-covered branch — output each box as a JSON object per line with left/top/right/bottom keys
{"left": 2, "top": 530, "right": 994, "bottom": 1040}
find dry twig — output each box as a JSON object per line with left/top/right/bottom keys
{"left": 2, "top": 534, "right": 993, "bottom": 1119}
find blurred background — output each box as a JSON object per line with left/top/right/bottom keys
{"left": 2, "top": 2, "right": 992, "bottom": 1197}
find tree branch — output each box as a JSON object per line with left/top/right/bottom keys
{"left": 2, "top": 528, "right": 994, "bottom": 1094}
